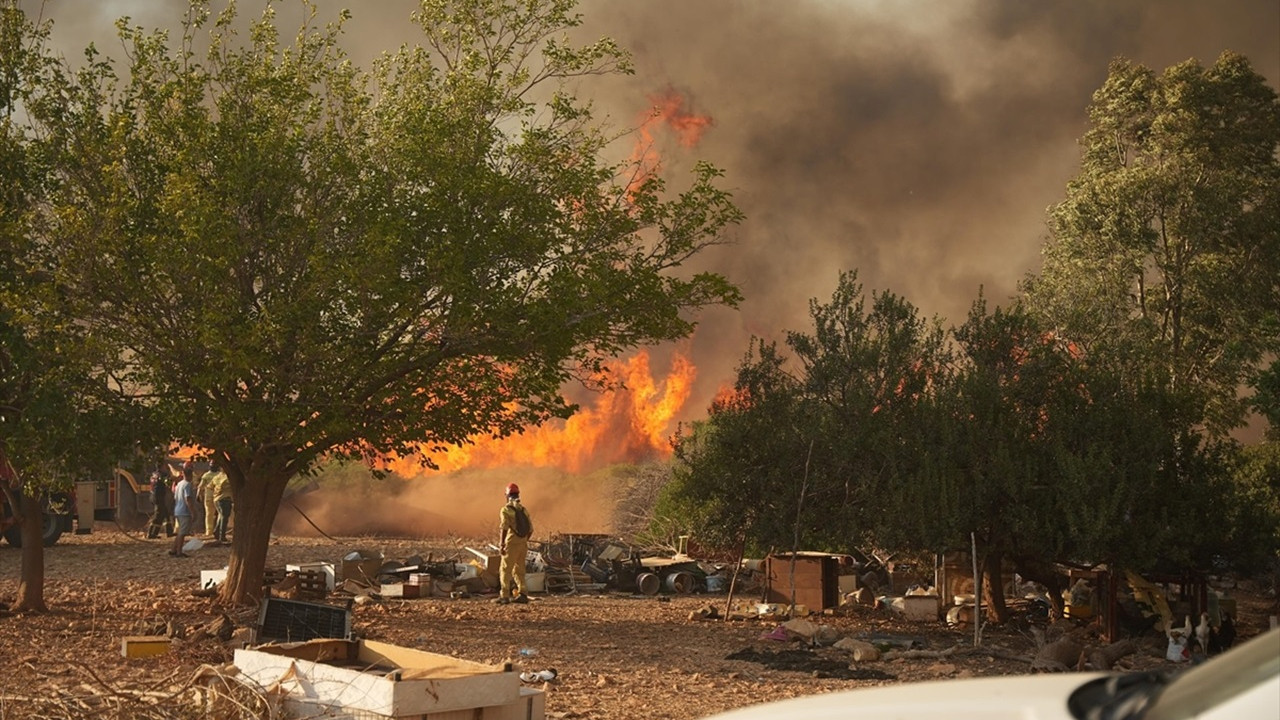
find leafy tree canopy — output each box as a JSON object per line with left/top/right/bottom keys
{"left": 1023, "top": 52, "right": 1280, "bottom": 436}
{"left": 17, "top": 0, "right": 742, "bottom": 603}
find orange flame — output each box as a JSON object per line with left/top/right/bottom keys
{"left": 386, "top": 349, "right": 696, "bottom": 477}
{"left": 627, "top": 88, "right": 713, "bottom": 199}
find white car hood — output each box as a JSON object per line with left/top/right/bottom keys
{"left": 707, "top": 673, "right": 1105, "bottom": 720}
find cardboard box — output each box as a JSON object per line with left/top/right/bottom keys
{"left": 902, "top": 594, "right": 940, "bottom": 622}
{"left": 235, "top": 639, "right": 525, "bottom": 717}
{"left": 380, "top": 583, "right": 422, "bottom": 599}
{"left": 280, "top": 685, "right": 545, "bottom": 720}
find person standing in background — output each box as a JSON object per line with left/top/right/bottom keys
{"left": 169, "top": 467, "right": 197, "bottom": 558}
{"left": 494, "top": 483, "right": 533, "bottom": 605}
{"left": 183, "top": 459, "right": 204, "bottom": 535}
{"left": 146, "top": 466, "right": 173, "bottom": 539}
{"left": 210, "top": 461, "right": 232, "bottom": 544}
{"left": 197, "top": 461, "right": 219, "bottom": 537}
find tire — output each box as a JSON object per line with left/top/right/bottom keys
{"left": 2, "top": 511, "right": 64, "bottom": 547}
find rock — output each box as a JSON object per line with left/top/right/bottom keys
{"left": 813, "top": 625, "right": 840, "bottom": 646}
{"left": 833, "top": 638, "right": 881, "bottom": 662}
{"left": 782, "top": 618, "right": 820, "bottom": 639}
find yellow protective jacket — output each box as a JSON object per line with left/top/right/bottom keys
{"left": 499, "top": 501, "right": 533, "bottom": 543}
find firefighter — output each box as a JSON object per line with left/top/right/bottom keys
{"left": 495, "top": 482, "right": 533, "bottom": 605}
{"left": 145, "top": 466, "right": 173, "bottom": 539}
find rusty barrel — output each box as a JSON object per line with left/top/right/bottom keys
{"left": 636, "top": 572, "right": 660, "bottom": 595}
{"left": 664, "top": 571, "right": 695, "bottom": 594}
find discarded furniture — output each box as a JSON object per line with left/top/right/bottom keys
{"left": 765, "top": 552, "right": 840, "bottom": 611}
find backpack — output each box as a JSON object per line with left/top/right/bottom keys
{"left": 512, "top": 505, "right": 532, "bottom": 539}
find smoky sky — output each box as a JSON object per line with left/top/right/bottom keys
{"left": 32, "top": 0, "right": 1280, "bottom": 420}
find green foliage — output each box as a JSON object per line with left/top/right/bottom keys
{"left": 1251, "top": 359, "right": 1280, "bottom": 440}
{"left": 12, "top": 0, "right": 740, "bottom": 600}
{"left": 1224, "top": 441, "right": 1280, "bottom": 571}
{"left": 1024, "top": 52, "right": 1280, "bottom": 436}
{"left": 663, "top": 340, "right": 810, "bottom": 555}
{"left": 27, "top": 0, "right": 740, "bottom": 477}
{"left": 1, "top": 3, "right": 152, "bottom": 492}
{"left": 665, "top": 272, "right": 948, "bottom": 557}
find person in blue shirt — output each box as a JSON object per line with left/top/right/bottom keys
{"left": 169, "top": 468, "right": 197, "bottom": 558}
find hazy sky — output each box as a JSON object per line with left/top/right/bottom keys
{"left": 32, "top": 0, "right": 1280, "bottom": 423}
{"left": 28, "top": 0, "right": 1278, "bottom": 534}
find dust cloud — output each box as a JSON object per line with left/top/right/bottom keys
{"left": 274, "top": 466, "right": 616, "bottom": 541}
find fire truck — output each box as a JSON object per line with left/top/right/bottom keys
{"left": 0, "top": 492, "right": 73, "bottom": 547}
{"left": 0, "top": 464, "right": 162, "bottom": 547}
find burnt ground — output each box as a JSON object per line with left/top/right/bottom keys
{"left": 0, "top": 526, "right": 1275, "bottom": 719}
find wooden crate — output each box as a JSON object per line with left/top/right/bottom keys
{"left": 235, "top": 639, "right": 522, "bottom": 717}
{"left": 765, "top": 553, "right": 840, "bottom": 610}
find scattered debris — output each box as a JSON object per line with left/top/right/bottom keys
{"left": 724, "top": 647, "right": 897, "bottom": 681}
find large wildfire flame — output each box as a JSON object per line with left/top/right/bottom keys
{"left": 277, "top": 90, "right": 713, "bottom": 539}
{"left": 385, "top": 348, "right": 696, "bottom": 478}
{"left": 627, "top": 88, "right": 713, "bottom": 198}
{"left": 379, "top": 89, "right": 712, "bottom": 478}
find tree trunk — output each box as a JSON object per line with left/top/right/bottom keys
{"left": 219, "top": 470, "right": 290, "bottom": 606}
{"left": 983, "top": 552, "right": 1009, "bottom": 624}
{"left": 1014, "top": 557, "right": 1067, "bottom": 619}
{"left": 14, "top": 490, "right": 48, "bottom": 613}
{"left": 1088, "top": 639, "right": 1136, "bottom": 671}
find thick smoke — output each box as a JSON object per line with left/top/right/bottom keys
{"left": 31, "top": 1, "right": 1280, "bottom": 534}
{"left": 575, "top": 0, "right": 1280, "bottom": 406}
{"left": 275, "top": 466, "right": 614, "bottom": 540}
{"left": 35, "top": 0, "right": 1279, "bottom": 403}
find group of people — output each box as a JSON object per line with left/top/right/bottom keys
{"left": 151, "top": 467, "right": 529, "bottom": 586}
{"left": 146, "top": 458, "right": 233, "bottom": 557}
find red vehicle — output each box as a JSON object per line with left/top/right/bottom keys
{"left": 0, "top": 491, "right": 73, "bottom": 547}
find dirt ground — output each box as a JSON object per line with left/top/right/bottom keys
{"left": 0, "top": 526, "right": 1275, "bottom": 720}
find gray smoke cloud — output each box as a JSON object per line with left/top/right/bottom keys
{"left": 31, "top": 0, "right": 1280, "bottom": 426}
{"left": 573, "top": 0, "right": 1280, "bottom": 411}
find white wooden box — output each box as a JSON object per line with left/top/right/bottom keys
{"left": 280, "top": 686, "right": 545, "bottom": 719}
{"left": 235, "top": 639, "right": 521, "bottom": 717}
{"left": 902, "top": 594, "right": 940, "bottom": 622}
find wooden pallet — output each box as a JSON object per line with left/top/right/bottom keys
{"left": 264, "top": 567, "right": 328, "bottom": 600}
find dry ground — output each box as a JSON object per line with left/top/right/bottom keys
{"left": 0, "top": 525, "right": 1274, "bottom": 719}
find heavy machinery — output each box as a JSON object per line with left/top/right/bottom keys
{"left": 1, "top": 465, "right": 161, "bottom": 547}
{"left": 0, "top": 491, "right": 73, "bottom": 547}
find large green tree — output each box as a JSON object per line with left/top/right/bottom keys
{"left": 1023, "top": 52, "right": 1280, "bottom": 435}
{"left": 665, "top": 339, "right": 816, "bottom": 558}
{"left": 666, "top": 272, "right": 950, "bottom": 558}
{"left": 24, "top": 0, "right": 741, "bottom": 604}
{"left": 1, "top": 1, "right": 150, "bottom": 611}
{"left": 931, "top": 299, "right": 1232, "bottom": 620}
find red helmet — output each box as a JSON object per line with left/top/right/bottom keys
{"left": 505, "top": 483, "right": 520, "bottom": 497}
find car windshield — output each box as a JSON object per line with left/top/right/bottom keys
{"left": 1144, "top": 627, "right": 1280, "bottom": 720}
